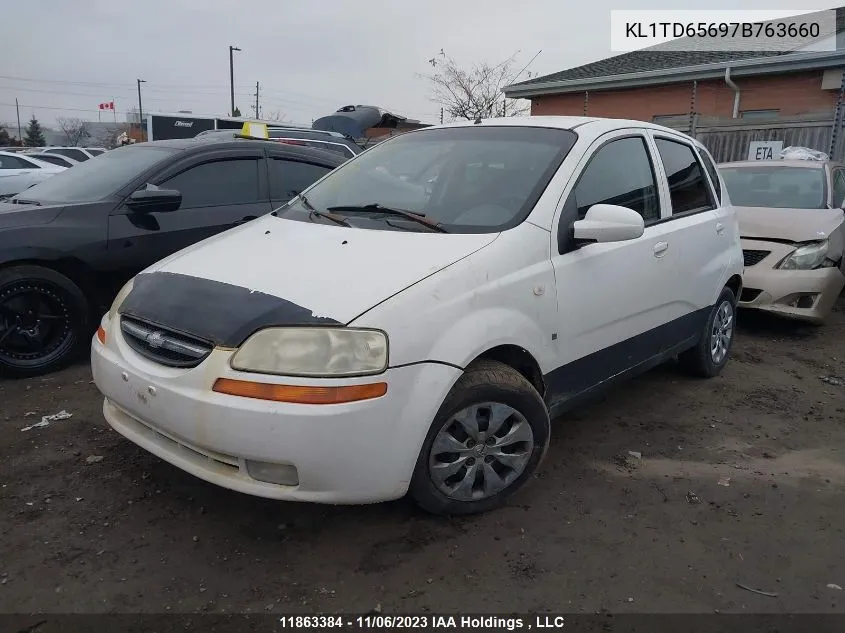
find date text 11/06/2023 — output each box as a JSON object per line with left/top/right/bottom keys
{"left": 277, "top": 615, "right": 568, "bottom": 630}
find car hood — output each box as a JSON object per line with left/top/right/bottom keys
{"left": 121, "top": 215, "right": 498, "bottom": 346}
{"left": 0, "top": 201, "right": 64, "bottom": 228}
{"left": 736, "top": 206, "right": 845, "bottom": 243}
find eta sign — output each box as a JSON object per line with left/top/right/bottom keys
{"left": 748, "top": 141, "right": 783, "bottom": 161}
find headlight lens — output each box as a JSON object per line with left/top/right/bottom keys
{"left": 778, "top": 240, "right": 829, "bottom": 270}
{"left": 231, "top": 328, "right": 388, "bottom": 377}
{"left": 108, "top": 278, "right": 135, "bottom": 320}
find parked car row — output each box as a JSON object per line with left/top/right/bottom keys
{"left": 3, "top": 116, "right": 843, "bottom": 517}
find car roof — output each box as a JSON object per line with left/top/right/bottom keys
{"left": 404, "top": 115, "right": 705, "bottom": 145}
{"left": 132, "top": 137, "right": 347, "bottom": 165}
{"left": 720, "top": 159, "right": 831, "bottom": 169}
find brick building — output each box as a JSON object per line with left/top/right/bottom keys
{"left": 504, "top": 9, "right": 845, "bottom": 124}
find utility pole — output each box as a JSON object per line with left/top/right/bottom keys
{"left": 137, "top": 79, "right": 146, "bottom": 141}
{"left": 229, "top": 45, "right": 241, "bottom": 117}
{"left": 15, "top": 98, "right": 22, "bottom": 142}
{"left": 253, "top": 81, "right": 260, "bottom": 119}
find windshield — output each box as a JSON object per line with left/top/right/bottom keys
{"left": 275, "top": 126, "right": 577, "bottom": 233}
{"left": 719, "top": 166, "right": 826, "bottom": 209}
{"left": 14, "top": 145, "right": 180, "bottom": 203}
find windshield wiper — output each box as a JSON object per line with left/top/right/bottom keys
{"left": 273, "top": 194, "right": 351, "bottom": 227}
{"left": 327, "top": 204, "right": 447, "bottom": 233}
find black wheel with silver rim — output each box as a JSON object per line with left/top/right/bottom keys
{"left": 0, "top": 265, "right": 89, "bottom": 378}
{"left": 679, "top": 285, "right": 737, "bottom": 378}
{"left": 410, "top": 360, "right": 550, "bottom": 515}
{"left": 710, "top": 299, "right": 734, "bottom": 366}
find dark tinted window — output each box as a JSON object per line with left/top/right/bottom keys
{"left": 161, "top": 158, "right": 260, "bottom": 208}
{"left": 698, "top": 148, "right": 722, "bottom": 202}
{"left": 572, "top": 136, "right": 659, "bottom": 222}
{"left": 0, "top": 155, "right": 34, "bottom": 169}
{"left": 12, "top": 145, "right": 179, "bottom": 203}
{"left": 51, "top": 148, "right": 90, "bottom": 162}
{"left": 655, "top": 138, "right": 714, "bottom": 214}
{"left": 269, "top": 158, "right": 331, "bottom": 201}
{"left": 719, "top": 166, "right": 825, "bottom": 209}
{"left": 833, "top": 170, "right": 845, "bottom": 208}
{"left": 32, "top": 155, "right": 71, "bottom": 167}
{"left": 86, "top": 149, "right": 104, "bottom": 156}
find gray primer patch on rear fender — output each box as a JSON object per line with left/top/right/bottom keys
{"left": 119, "top": 271, "right": 341, "bottom": 347}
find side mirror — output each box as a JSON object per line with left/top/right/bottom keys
{"left": 572, "top": 204, "right": 645, "bottom": 245}
{"left": 125, "top": 184, "right": 182, "bottom": 213}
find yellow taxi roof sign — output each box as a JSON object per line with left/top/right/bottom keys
{"left": 240, "top": 121, "right": 268, "bottom": 139}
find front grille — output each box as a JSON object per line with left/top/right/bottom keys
{"left": 743, "top": 249, "right": 771, "bottom": 267}
{"left": 120, "top": 316, "right": 213, "bottom": 368}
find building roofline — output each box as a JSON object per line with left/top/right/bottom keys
{"left": 504, "top": 49, "right": 845, "bottom": 98}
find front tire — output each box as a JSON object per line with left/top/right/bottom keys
{"left": 679, "top": 286, "right": 736, "bottom": 378}
{"left": 409, "top": 360, "right": 550, "bottom": 516}
{"left": 0, "top": 265, "right": 90, "bottom": 378}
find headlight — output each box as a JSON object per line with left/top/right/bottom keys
{"left": 777, "top": 240, "right": 829, "bottom": 270}
{"left": 108, "top": 278, "right": 135, "bottom": 320}
{"left": 231, "top": 328, "right": 388, "bottom": 377}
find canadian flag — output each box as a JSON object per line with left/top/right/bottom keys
{"left": 98, "top": 102, "right": 115, "bottom": 110}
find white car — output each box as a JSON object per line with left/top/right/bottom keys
{"left": 24, "top": 152, "right": 80, "bottom": 169}
{"left": 35, "top": 146, "right": 99, "bottom": 162}
{"left": 0, "top": 151, "right": 65, "bottom": 197}
{"left": 92, "top": 117, "right": 743, "bottom": 515}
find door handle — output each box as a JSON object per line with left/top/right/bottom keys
{"left": 653, "top": 241, "right": 669, "bottom": 257}
{"left": 716, "top": 222, "right": 725, "bottom": 234}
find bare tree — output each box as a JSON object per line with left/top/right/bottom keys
{"left": 263, "top": 109, "right": 289, "bottom": 123}
{"left": 56, "top": 117, "right": 91, "bottom": 146}
{"left": 92, "top": 123, "right": 131, "bottom": 149}
{"left": 424, "top": 50, "right": 532, "bottom": 122}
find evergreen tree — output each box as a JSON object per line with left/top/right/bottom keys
{"left": 0, "top": 126, "right": 11, "bottom": 145}
{"left": 24, "top": 116, "right": 46, "bottom": 147}
{"left": 232, "top": 107, "right": 242, "bottom": 117}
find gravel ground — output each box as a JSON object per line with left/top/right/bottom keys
{"left": 1, "top": 298, "right": 844, "bottom": 619}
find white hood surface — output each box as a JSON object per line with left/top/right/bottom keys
{"left": 145, "top": 214, "right": 498, "bottom": 325}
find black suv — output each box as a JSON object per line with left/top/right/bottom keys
{"left": 0, "top": 137, "right": 344, "bottom": 378}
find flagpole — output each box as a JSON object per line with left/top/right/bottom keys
{"left": 98, "top": 106, "right": 101, "bottom": 122}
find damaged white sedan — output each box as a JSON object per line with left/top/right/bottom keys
{"left": 92, "top": 117, "right": 743, "bottom": 515}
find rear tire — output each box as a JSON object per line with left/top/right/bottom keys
{"left": 679, "top": 286, "right": 736, "bottom": 378}
{"left": 0, "top": 265, "right": 90, "bottom": 378}
{"left": 409, "top": 360, "right": 550, "bottom": 516}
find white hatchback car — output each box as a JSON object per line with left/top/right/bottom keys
{"left": 92, "top": 117, "right": 743, "bottom": 515}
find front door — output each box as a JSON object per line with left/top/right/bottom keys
{"left": 547, "top": 130, "right": 678, "bottom": 407}
{"left": 106, "top": 149, "right": 271, "bottom": 280}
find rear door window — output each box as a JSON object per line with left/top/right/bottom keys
{"left": 698, "top": 148, "right": 722, "bottom": 204}
{"left": 654, "top": 138, "right": 715, "bottom": 215}
{"left": 269, "top": 158, "right": 332, "bottom": 201}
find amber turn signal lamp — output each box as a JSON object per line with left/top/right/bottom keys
{"left": 96, "top": 326, "right": 106, "bottom": 344}
{"left": 212, "top": 378, "right": 388, "bottom": 404}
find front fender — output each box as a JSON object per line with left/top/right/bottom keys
{"left": 0, "top": 245, "right": 69, "bottom": 267}
{"left": 426, "top": 307, "right": 554, "bottom": 372}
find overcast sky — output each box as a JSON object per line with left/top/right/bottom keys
{"left": 0, "top": 0, "right": 834, "bottom": 131}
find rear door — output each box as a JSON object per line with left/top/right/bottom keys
{"left": 107, "top": 146, "right": 270, "bottom": 275}
{"left": 266, "top": 150, "right": 336, "bottom": 208}
{"left": 646, "top": 132, "right": 726, "bottom": 344}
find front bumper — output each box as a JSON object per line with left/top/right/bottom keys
{"left": 739, "top": 241, "right": 845, "bottom": 324}
{"left": 91, "top": 320, "right": 461, "bottom": 504}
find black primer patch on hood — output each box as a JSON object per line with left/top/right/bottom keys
{"left": 119, "top": 271, "right": 341, "bottom": 347}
